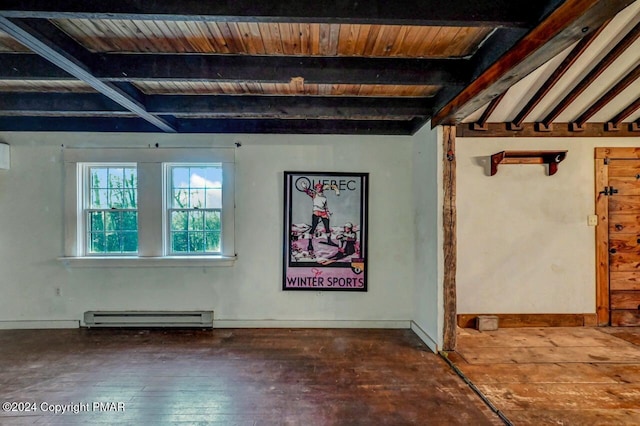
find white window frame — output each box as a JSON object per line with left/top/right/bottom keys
{"left": 164, "top": 163, "right": 224, "bottom": 256}
{"left": 60, "top": 148, "right": 236, "bottom": 267}
{"left": 82, "top": 162, "right": 139, "bottom": 256}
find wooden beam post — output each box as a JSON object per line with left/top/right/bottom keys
{"left": 443, "top": 125, "right": 457, "bottom": 351}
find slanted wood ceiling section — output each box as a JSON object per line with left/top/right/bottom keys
{"left": 52, "top": 20, "right": 492, "bottom": 57}
{"left": 461, "top": 0, "right": 640, "bottom": 137}
{"left": 0, "top": 79, "right": 95, "bottom": 92}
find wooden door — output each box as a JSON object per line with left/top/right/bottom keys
{"left": 608, "top": 159, "right": 640, "bottom": 326}
{"left": 596, "top": 148, "right": 640, "bottom": 326}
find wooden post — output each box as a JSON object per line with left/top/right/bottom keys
{"left": 443, "top": 125, "right": 457, "bottom": 351}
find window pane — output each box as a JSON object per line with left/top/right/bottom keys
{"left": 122, "top": 189, "right": 137, "bottom": 209}
{"left": 123, "top": 168, "right": 137, "bottom": 189}
{"left": 188, "top": 211, "right": 204, "bottom": 231}
{"left": 172, "top": 167, "right": 189, "bottom": 189}
{"left": 90, "top": 211, "right": 104, "bottom": 232}
{"left": 122, "top": 232, "right": 138, "bottom": 252}
{"left": 171, "top": 211, "right": 188, "bottom": 231}
{"left": 90, "top": 189, "right": 109, "bottom": 208}
{"left": 90, "top": 168, "right": 108, "bottom": 189}
{"left": 205, "top": 231, "right": 220, "bottom": 252}
{"left": 90, "top": 233, "right": 105, "bottom": 253}
{"left": 204, "top": 210, "right": 220, "bottom": 231}
{"left": 106, "top": 233, "right": 120, "bottom": 252}
{"left": 122, "top": 211, "right": 137, "bottom": 231}
{"left": 189, "top": 232, "right": 204, "bottom": 252}
{"left": 204, "top": 167, "right": 222, "bottom": 188}
{"left": 172, "top": 232, "right": 188, "bottom": 252}
{"left": 189, "top": 188, "right": 205, "bottom": 208}
{"left": 104, "top": 211, "right": 122, "bottom": 231}
{"left": 109, "top": 189, "right": 124, "bottom": 208}
{"left": 205, "top": 189, "right": 222, "bottom": 209}
{"left": 108, "top": 168, "right": 124, "bottom": 189}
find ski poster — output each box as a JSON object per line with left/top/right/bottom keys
{"left": 283, "top": 172, "right": 368, "bottom": 291}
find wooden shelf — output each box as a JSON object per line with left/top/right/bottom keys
{"left": 490, "top": 150, "right": 567, "bottom": 176}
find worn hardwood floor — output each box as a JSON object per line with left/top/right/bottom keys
{"left": 451, "top": 327, "right": 640, "bottom": 425}
{"left": 0, "top": 328, "right": 501, "bottom": 425}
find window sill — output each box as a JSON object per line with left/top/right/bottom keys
{"left": 57, "top": 256, "right": 236, "bottom": 268}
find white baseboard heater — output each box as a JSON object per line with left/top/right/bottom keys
{"left": 84, "top": 311, "right": 214, "bottom": 328}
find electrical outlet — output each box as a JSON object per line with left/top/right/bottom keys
{"left": 55, "top": 287, "right": 61, "bottom": 296}
{"left": 588, "top": 215, "right": 598, "bottom": 226}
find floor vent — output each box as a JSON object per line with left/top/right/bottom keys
{"left": 84, "top": 311, "right": 214, "bottom": 328}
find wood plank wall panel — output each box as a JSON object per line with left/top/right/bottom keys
{"left": 133, "top": 81, "right": 439, "bottom": 97}
{"left": 52, "top": 19, "right": 492, "bottom": 58}
{"left": 0, "top": 80, "right": 95, "bottom": 92}
{"left": 0, "top": 31, "right": 29, "bottom": 52}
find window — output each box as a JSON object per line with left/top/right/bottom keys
{"left": 62, "top": 148, "right": 235, "bottom": 266}
{"left": 85, "top": 165, "right": 138, "bottom": 255}
{"left": 168, "top": 165, "right": 222, "bottom": 254}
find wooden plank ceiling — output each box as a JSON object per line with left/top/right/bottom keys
{"left": 461, "top": 0, "right": 640, "bottom": 137}
{"left": 0, "top": 1, "right": 635, "bottom": 134}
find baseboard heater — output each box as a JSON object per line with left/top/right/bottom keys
{"left": 83, "top": 311, "right": 214, "bottom": 328}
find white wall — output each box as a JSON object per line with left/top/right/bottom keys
{"left": 0, "top": 132, "right": 417, "bottom": 329}
{"left": 411, "top": 124, "right": 443, "bottom": 351}
{"left": 457, "top": 136, "right": 640, "bottom": 314}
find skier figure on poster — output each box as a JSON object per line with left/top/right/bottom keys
{"left": 303, "top": 182, "right": 339, "bottom": 253}
{"left": 318, "top": 222, "right": 358, "bottom": 265}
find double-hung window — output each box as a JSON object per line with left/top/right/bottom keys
{"left": 62, "top": 148, "right": 235, "bottom": 266}
{"left": 85, "top": 164, "right": 138, "bottom": 255}
{"left": 167, "top": 164, "right": 222, "bottom": 254}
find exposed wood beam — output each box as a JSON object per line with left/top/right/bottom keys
{"left": 0, "top": 92, "right": 433, "bottom": 119}
{"left": 509, "top": 22, "right": 607, "bottom": 129}
{"left": 0, "top": 53, "right": 468, "bottom": 86}
{"left": 94, "top": 54, "right": 468, "bottom": 86}
{"left": 457, "top": 122, "right": 640, "bottom": 137}
{"left": 431, "top": 0, "right": 635, "bottom": 127}
{"left": 0, "top": 116, "right": 416, "bottom": 134}
{"left": 572, "top": 63, "right": 640, "bottom": 130}
{"left": 442, "top": 125, "right": 457, "bottom": 351}
{"left": 606, "top": 98, "right": 640, "bottom": 130}
{"left": 472, "top": 91, "right": 506, "bottom": 130}
{"left": 541, "top": 20, "right": 640, "bottom": 128}
{"left": 0, "top": 1, "right": 544, "bottom": 27}
{"left": 0, "top": 17, "right": 176, "bottom": 132}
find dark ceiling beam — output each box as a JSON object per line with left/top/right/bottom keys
{"left": 94, "top": 54, "right": 468, "bottom": 86}
{"left": 0, "top": 116, "right": 416, "bottom": 135}
{"left": 572, "top": 63, "right": 640, "bottom": 130}
{"left": 430, "top": 0, "right": 635, "bottom": 127}
{"left": 508, "top": 21, "right": 607, "bottom": 129}
{"left": 0, "top": 0, "right": 546, "bottom": 27}
{"left": 0, "top": 53, "right": 468, "bottom": 86}
{"left": 0, "top": 92, "right": 433, "bottom": 118}
{"left": 540, "top": 20, "right": 640, "bottom": 129}
{"left": 0, "top": 17, "right": 176, "bottom": 132}
{"left": 606, "top": 98, "right": 640, "bottom": 131}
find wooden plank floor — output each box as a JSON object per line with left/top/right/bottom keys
{"left": 0, "top": 328, "right": 501, "bottom": 425}
{"left": 452, "top": 327, "right": 640, "bottom": 425}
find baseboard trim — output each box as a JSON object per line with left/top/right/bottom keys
{"left": 212, "top": 320, "right": 411, "bottom": 329}
{"left": 410, "top": 321, "right": 439, "bottom": 353}
{"left": 457, "top": 313, "right": 598, "bottom": 328}
{"left": 0, "top": 320, "right": 80, "bottom": 329}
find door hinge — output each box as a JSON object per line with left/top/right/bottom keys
{"left": 600, "top": 186, "right": 619, "bottom": 196}
{"left": 604, "top": 157, "right": 610, "bottom": 165}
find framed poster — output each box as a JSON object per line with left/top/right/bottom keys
{"left": 283, "top": 172, "right": 368, "bottom": 291}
